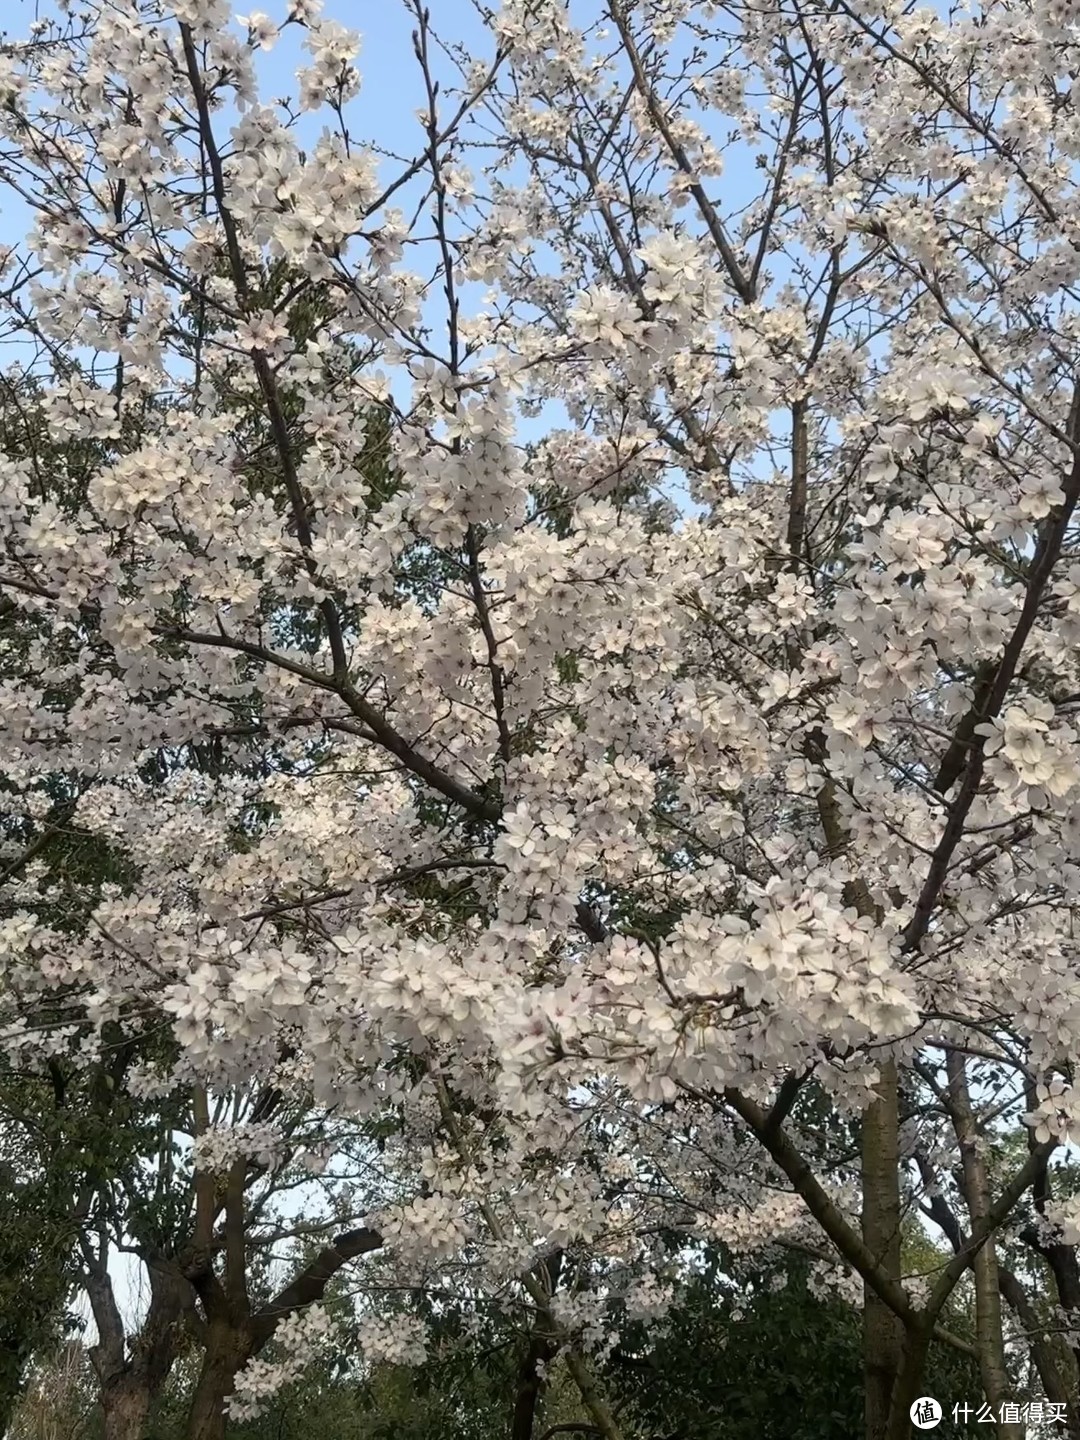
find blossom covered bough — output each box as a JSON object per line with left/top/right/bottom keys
{"left": 3, "top": 0, "right": 1080, "bottom": 1436}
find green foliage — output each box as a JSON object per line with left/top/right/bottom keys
{"left": 144, "top": 1330, "right": 517, "bottom": 1440}
{"left": 611, "top": 1252, "right": 981, "bottom": 1440}
{"left": 7, "top": 1246, "right": 995, "bottom": 1440}
{"left": 0, "top": 1131, "right": 81, "bottom": 1434}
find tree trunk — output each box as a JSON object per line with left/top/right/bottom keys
{"left": 186, "top": 1322, "right": 252, "bottom": 1440}
{"left": 180, "top": 1221, "right": 382, "bottom": 1440}
{"left": 100, "top": 1373, "right": 152, "bottom": 1440}
{"left": 863, "top": 1061, "right": 904, "bottom": 1440}
{"left": 562, "top": 1350, "right": 626, "bottom": 1440}
{"left": 970, "top": 1235, "right": 1016, "bottom": 1435}
{"left": 999, "top": 1266, "right": 1080, "bottom": 1438}
{"left": 511, "top": 1252, "right": 564, "bottom": 1440}
{"left": 948, "top": 1053, "right": 1023, "bottom": 1440}
{"left": 511, "top": 1332, "right": 554, "bottom": 1440}
{"left": 885, "top": 1323, "right": 934, "bottom": 1440}
{"left": 811, "top": 778, "right": 906, "bottom": 1437}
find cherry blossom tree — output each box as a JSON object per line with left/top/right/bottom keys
{"left": 5, "top": 1, "right": 1080, "bottom": 1437}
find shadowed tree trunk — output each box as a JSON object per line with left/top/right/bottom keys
{"left": 511, "top": 1251, "right": 564, "bottom": 1440}
{"left": 183, "top": 1210, "right": 384, "bottom": 1440}
{"left": 84, "top": 1241, "right": 197, "bottom": 1440}
{"left": 862, "top": 1062, "right": 903, "bottom": 1440}
{"left": 186, "top": 1318, "right": 253, "bottom": 1440}
{"left": 100, "top": 1374, "right": 155, "bottom": 1440}
{"left": 947, "top": 1053, "right": 1021, "bottom": 1440}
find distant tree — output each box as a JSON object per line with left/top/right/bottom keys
{"left": 7, "top": 1341, "right": 97, "bottom": 1440}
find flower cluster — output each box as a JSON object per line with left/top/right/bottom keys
{"left": 228, "top": 1307, "right": 335, "bottom": 1422}
{"left": 3, "top": 0, "right": 1080, "bottom": 1417}
{"left": 355, "top": 1312, "right": 429, "bottom": 1367}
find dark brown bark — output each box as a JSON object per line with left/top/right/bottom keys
{"left": 85, "top": 1234, "right": 195, "bottom": 1440}
{"left": 90, "top": 1279, "right": 194, "bottom": 1440}
{"left": 998, "top": 1266, "right": 1079, "bottom": 1437}
{"left": 809, "top": 769, "right": 911, "bottom": 1440}
{"left": 250, "top": 1226, "right": 383, "bottom": 1347}
{"left": 186, "top": 1321, "right": 252, "bottom": 1440}
{"left": 511, "top": 1252, "right": 564, "bottom": 1440}
{"left": 183, "top": 1226, "right": 383, "bottom": 1440}
{"left": 100, "top": 1373, "right": 153, "bottom": 1440}
{"left": 862, "top": 1062, "right": 904, "bottom": 1440}
{"left": 947, "top": 1054, "right": 1020, "bottom": 1439}
{"left": 884, "top": 1323, "right": 935, "bottom": 1440}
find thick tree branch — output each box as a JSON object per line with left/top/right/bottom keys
{"left": 724, "top": 1087, "right": 917, "bottom": 1325}
{"left": 251, "top": 1227, "right": 383, "bottom": 1347}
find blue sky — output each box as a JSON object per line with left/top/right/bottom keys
{"left": 0, "top": 0, "right": 736, "bottom": 503}
{"left": 0, "top": 1, "right": 503, "bottom": 389}
{"left": 0, "top": 0, "right": 493, "bottom": 241}
{"left": 256, "top": 1, "right": 492, "bottom": 180}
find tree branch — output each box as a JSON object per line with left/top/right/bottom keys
{"left": 251, "top": 1227, "right": 383, "bottom": 1347}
